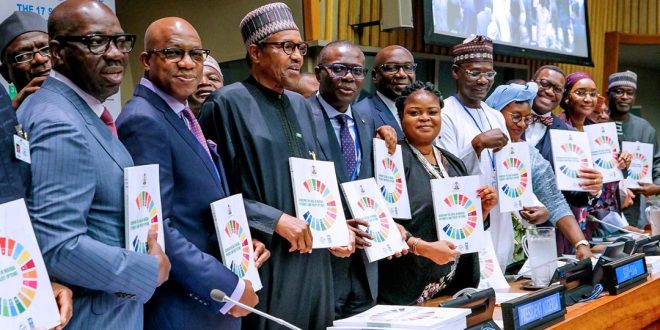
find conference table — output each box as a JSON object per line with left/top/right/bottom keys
{"left": 424, "top": 274, "right": 660, "bottom": 329}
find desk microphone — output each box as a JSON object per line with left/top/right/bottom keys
{"left": 587, "top": 217, "right": 649, "bottom": 238}
{"left": 210, "top": 289, "right": 302, "bottom": 330}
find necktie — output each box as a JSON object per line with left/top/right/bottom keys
{"left": 181, "top": 107, "right": 211, "bottom": 158}
{"left": 532, "top": 113, "right": 554, "bottom": 126}
{"left": 100, "top": 107, "right": 118, "bottom": 138}
{"left": 336, "top": 114, "right": 356, "bottom": 177}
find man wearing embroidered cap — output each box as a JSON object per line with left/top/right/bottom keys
{"left": 199, "top": 3, "right": 340, "bottom": 329}
{"left": 189, "top": 55, "right": 224, "bottom": 117}
{"left": 436, "top": 35, "right": 512, "bottom": 268}
{"left": 0, "top": 11, "right": 51, "bottom": 109}
{"left": 608, "top": 70, "right": 660, "bottom": 226}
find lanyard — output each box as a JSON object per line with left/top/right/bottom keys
{"left": 453, "top": 95, "right": 496, "bottom": 171}
{"left": 406, "top": 140, "right": 449, "bottom": 179}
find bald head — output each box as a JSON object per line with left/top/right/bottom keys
{"left": 372, "top": 45, "right": 416, "bottom": 100}
{"left": 49, "top": 0, "right": 117, "bottom": 39}
{"left": 374, "top": 45, "right": 413, "bottom": 67}
{"left": 144, "top": 17, "right": 200, "bottom": 51}
{"left": 141, "top": 17, "right": 204, "bottom": 103}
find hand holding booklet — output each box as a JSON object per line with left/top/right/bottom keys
{"left": 289, "top": 157, "right": 350, "bottom": 248}
{"left": 341, "top": 178, "right": 408, "bottom": 262}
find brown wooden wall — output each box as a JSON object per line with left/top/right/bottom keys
{"left": 302, "top": 0, "right": 660, "bottom": 90}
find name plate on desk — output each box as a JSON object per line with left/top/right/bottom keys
{"left": 502, "top": 285, "right": 566, "bottom": 330}
{"left": 602, "top": 253, "right": 648, "bottom": 295}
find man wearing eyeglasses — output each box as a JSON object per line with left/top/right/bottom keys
{"left": 0, "top": 11, "right": 51, "bottom": 109}
{"left": 436, "top": 35, "right": 513, "bottom": 268}
{"left": 199, "top": 3, "right": 338, "bottom": 329}
{"left": 354, "top": 45, "right": 416, "bottom": 138}
{"left": 116, "top": 17, "right": 266, "bottom": 330}
{"left": 309, "top": 40, "right": 402, "bottom": 319}
{"left": 17, "top": 1, "right": 170, "bottom": 329}
{"left": 607, "top": 71, "right": 660, "bottom": 226}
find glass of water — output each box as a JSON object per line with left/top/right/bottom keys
{"left": 522, "top": 227, "right": 557, "bottom": 287}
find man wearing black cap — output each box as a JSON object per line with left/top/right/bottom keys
{"left": 0, "top": 11, "right": 51, "bottom": 109}
{"left": 200, "top": 3, "right": 343, "bottom": 329}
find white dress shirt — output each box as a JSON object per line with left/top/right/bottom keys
{"left": 525, "top": 111, "right": 552, "bottom": 147}
{"left": 51, "top": 70, "right": 104, "bottom": 117}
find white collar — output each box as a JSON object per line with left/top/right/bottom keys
{"left": 140, "top": 78, "right": 188, "bottom": 114}
{"left": 50, "top": 70, "right": 105, "bottom": 117}
{"left": 317, "top": 91, "right": 353, "bottom": 119}
{"left": 377, "top": 91, "right": 397, "bottom": 112}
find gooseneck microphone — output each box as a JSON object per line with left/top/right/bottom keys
{"left": 210, "top": 289, "right": 302, "bottom": 330}
{"left": 587, "top": 217, "right": 650, "bottom": 238}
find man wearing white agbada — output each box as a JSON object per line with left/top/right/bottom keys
{"left": 436, "top": 35, "right": 511, "bottom": 269}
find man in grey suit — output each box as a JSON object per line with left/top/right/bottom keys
{"left": 17, "top": 1, "right": 170, "bottom": 329}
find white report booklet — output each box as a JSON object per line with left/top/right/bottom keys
{"left": 373, "top": 139, "right": 411, "bottom": 219}
{"left": 0, "top": 199, "right": 60, "bottom": 329}
{"left": 584, "top": 123, "right": 624, "bottom": 183}
{"left": 622, "top": 141, "right": 654, "bottom": 188}
{"left": 550, "top": 130, "right": 593, "bottom": 192}
{"left": 430, "top": 175, "right": 485, "bottom": 253}
{"left": 289, "top": 157, "right": 349, "bottom": 248}
{"left": 124, "top": 164, "right": 164, "bottom": 253}
{"left": 210, "top": 194, "right": 262, "bottom": 291}
{"left": 341, "top": 178, "right": 408, "bottom": 262}
{"left": 495, "top": 142, "right": 534, "bottom": 212}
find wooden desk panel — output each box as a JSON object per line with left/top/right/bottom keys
{"left": 424, "top": 275, "right": 660, "bottom": 329}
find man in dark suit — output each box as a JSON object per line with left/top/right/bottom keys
{"left": 17, "top": 1, "right": 170, "bottom": 328}
{"left": 353, "top": 45, "right": 416, "bottom": 138}
{"left": 116, "top": 17, "right": 263, "bottom": 330}
{"left": 525, "top": 65, "right": 598, "bottom": 256}
{"left": 310, "top": 40, "right": 401, "bottom": 318}
{"left": 0, "top": 11, "right": 51, "bottom": 109}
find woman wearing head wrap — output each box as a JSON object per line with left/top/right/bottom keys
{"left": 378, "top": 81, "right": 497, "bottom": 305}
{"left": 486, "top": 82, "right": 592, "bottom": 271}
{"left": 558, "top": 73, "right": 641, "bottom": 238}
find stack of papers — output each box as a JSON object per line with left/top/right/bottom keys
{"left": 646, "top": 256, "right": 660, "bottom": 275}
{"left": 331, "top": 305, "right": 470, "bottom": 329}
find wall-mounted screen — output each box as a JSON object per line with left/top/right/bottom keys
{"left": 423, "top": 0, "right": 593, "bottom": 66}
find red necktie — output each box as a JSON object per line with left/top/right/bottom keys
{"left": 100, "top": 107, "right": 118, "bottom": 138}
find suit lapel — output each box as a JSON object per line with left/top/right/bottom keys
{"left": 134, "top": 85, "right": 222, "bottom": 190}
{"left": 44, "top": 78, "right": 130, "bottom": 169}
{"left": 312, "top": 95, "right": 351, "bottom": 182}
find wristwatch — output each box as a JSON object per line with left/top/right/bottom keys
{"left": 575, "top": 239, "right": 590, "bottom": 249}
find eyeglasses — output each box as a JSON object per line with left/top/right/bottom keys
{"left": 462, "top": 68, "right": 497, "bottom": 81}
{"left": 610, "top": 88, "right": 636, "bottom": 97}
{"left": 147, "top": 48, "right": 210, "bottom": 63}
{"left": 318, "top": 64, "right": 368, "bottom": 79}
{"left": 12, "top": 45, "right": 50, "bottom": 64}
{"left": 378, "top": 62, "right": 417, "bottom": 74}
{"left": 509, "top": 113, "right": 533, "bottom": 125}
{"left": 56, "top": 34, "right": 136, "bottom": 55}
{"left": 536, "top": 78, "right": 564, "bottom": 94}
{"left": 259, "top": 41, "right": 308, "bottom": 56}
{"left": 572, "top": 89, "right": 598, "bottom": 99}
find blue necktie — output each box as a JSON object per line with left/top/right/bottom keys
{"left": 336, "top": 114, "right": 356, "bottom": 177}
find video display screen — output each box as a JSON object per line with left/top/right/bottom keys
{"left": 424, "top": 0, "right": 592, "bottom": 65}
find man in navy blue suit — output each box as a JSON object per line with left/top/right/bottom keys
{"left": 309, "top": 40, "right": 402, "bottom": 318}
{"left": 354, "top": 45, "right": 416, "bottom": 138}
{"left": 116, "top": 17, "right": 266, "bottom": 329}
{"left": 525, "top": 65, "right": 598, "bottom": 256}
